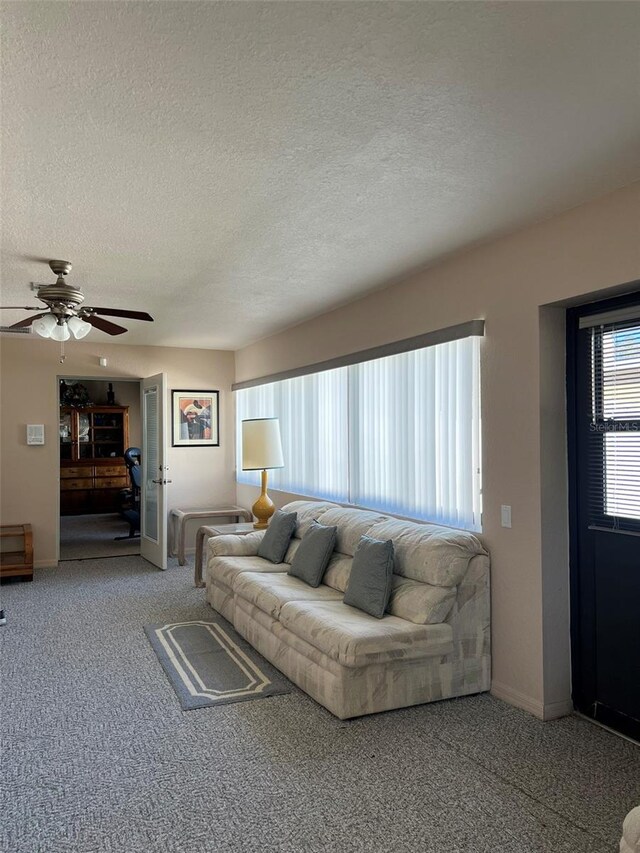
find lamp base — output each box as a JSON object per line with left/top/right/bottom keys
{"left": 252, "top": 469, "right": 275, "bottom": 529}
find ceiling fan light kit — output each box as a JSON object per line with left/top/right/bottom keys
{"left": 32, "top": 314, "right": 57, "bottom": 338}
{"left": 49, "top": 321, "right": 71, "bottom": 342}
{"left": 1, "top": 259, "right": 154, "bottom": 340}
{"left": 66, "top": 316, "right": 92, "bottom": 340}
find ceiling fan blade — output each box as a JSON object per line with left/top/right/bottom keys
{"left": 8, "top": 313, "right": 48, "bottom": 329}
{"left": 0, "top": 306, "right": 46, "bottom": 310}
{"left": 86, "top": 315, "right": 128, "bottom": 336}
{"left": 84, "top": 307, "right": 154, "bottom": 322}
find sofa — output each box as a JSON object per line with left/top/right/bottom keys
{"left": 205, "top": 500, "right": 490, "bottom": 719}
{"left": 621, "top": 807, "right": 640, "bottom": 853}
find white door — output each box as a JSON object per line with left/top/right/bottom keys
{"left": 141, "top": 373, "right": 169, "bottom": 569}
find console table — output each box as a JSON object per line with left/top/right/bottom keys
{"left": 194, "top": 522, "right": 255, "bottom": 587}
{"left": 170, "top": 506, "right": 252, "bottom": 566}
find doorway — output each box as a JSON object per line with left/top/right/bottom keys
{"left": 58, "top": 377, "right": 142, "bottom": 560}
{"left": 567, "top": 290, "right": 640, "bottom": 742}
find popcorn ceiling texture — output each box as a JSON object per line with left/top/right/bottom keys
{"left": 2, "top": 2, "right": 640, "bottom": 348}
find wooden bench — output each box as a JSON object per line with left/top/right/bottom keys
{"left": 0, "top": 524, "right": 34, "bottom": 581}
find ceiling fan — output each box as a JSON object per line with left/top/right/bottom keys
{"left": 0, "top": 260, "right": 154, "bottom": 340}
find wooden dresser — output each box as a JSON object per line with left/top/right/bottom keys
{"left": 60, "top": 406, "right": 130, "bottom": 515}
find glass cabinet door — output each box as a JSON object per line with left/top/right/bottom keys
{"left": 59, "top": 406, "right": 128, "bottom": 463}
{"left": 59, "top": 412, "right": 72, "bottom": 460}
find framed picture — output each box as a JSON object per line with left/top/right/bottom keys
{"left": 171, "top": 390, "right": 220, "bottom": 447}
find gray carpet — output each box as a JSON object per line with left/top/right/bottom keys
{"left": 1, "top": 557, "right": 638, "bottom": 853}
{"left": 59, "top": 513, "right": 140, "bottom": 559}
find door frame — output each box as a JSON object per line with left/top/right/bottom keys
{"left": 566, "top": 287, "right": 640, "bottom": 734}
{"left": 55, "top": 374, "right": 143, "bottom": 562}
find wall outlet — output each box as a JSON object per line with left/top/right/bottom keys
{"left": 501, "top": 505, "right": 512, "bottom": 528}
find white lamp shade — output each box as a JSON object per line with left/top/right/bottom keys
{"left": 242, "top": 418, "right": 284, "bottom": 470}
{"left": 50, "top": 321, "right": 71, "bottom": 342}
{"left": 32, "top": 314, "right": 57, "bottom": 338}
{"left": 67, "top": 316, "right": 92, "bottom": 339}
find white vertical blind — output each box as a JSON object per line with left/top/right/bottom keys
{"left": 236, "top": 336, "right": 482, "bottom": 530}
{"left": 236, "top": 369, "right": 349, "bottom": 502}
{"left": 348, "top": 338, "right": 481, "bottom": 528}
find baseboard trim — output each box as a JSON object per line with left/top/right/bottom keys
{"left": 491, "top": 681, "right": 544, "bottom": 718}
{"left": 542, "top": 697, "right": 574, "bottom": 721}
{"left": 35, "top": 560, "right": 58, "bottom": 569}
{"left": 491, "top": 681, "right": 573, "bottom": 720}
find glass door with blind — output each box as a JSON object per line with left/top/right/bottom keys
{"left": 568, "top": 293, "right": 640, "bottom": 741}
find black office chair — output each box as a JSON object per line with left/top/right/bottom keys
{"left": 116, "top": 447, "right": 141, "bottom": 540}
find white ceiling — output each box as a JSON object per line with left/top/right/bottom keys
{"left": 2, "top": 2, "right": 639, "bottom": 350}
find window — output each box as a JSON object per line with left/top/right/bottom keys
{"left": 588, "top": 316, "right": 640, "bottom": 530}
{"left": 236, "top": 333, "right": 482, "bottom": 531}
{"left": 236, "top": 370, "right": 349, "bottom": 503}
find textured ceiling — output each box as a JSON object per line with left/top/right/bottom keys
{"left": 2, "top": 2, "right": 640, "bottom": 349}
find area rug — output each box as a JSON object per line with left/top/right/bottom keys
{"left": 144, "top": 619, "right": 293, "bottom": 710}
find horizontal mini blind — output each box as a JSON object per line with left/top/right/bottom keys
{"left": 588, "top": 315, "right": 640, "bottom": 530}
{"left": 236, "top": 328, "right": 483, "bottom": 531}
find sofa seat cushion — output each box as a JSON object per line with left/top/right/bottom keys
{"left": 234, "top": 572, "right": 342, "bottom": 619}
{"left": 208, "top": 555, "right": 288, "bottom": 589}
{"left": 278, "top": 600, "right": 453, "bottom": 668}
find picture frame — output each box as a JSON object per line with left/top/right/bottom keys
{"left": 171, "top": 390, "right": 220, "bottom": 447}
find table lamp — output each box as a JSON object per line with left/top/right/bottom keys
{"left": 242, "top": 418, "right": 284, "bottom": 529}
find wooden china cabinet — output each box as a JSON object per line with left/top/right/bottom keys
{"left": 59, "top": 406, "right": 130, "bottom": 515}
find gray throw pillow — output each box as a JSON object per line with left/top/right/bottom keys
{"left": 257, "top": 510, "right": 297, "bottom": 563}
{"left": 343, "top": 536, "right": 395, "bottom": 619}
{"left": 288, "top": 521, "right": 337, "bottom": 587}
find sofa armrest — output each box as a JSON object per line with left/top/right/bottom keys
{"left": 446, "top": 552, "right": 491, "bottom": 660}
{"left": 207, "top": 530, "right": 264, "bottom": 559}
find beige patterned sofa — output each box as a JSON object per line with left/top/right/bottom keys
{"left": 621, "top": 806, "right": 640, "bottom": 853}
{"left": 205, "top": 500, "right": 490, "bottom": 719}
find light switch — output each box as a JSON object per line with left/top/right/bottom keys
{"left": 501, "top": 505, "right": 512, "bottom": 528}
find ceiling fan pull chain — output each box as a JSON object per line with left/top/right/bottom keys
{"left": 59, "top": 340, "right": 66, "bottom": 364}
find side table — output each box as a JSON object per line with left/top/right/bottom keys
{"left": 170, "top": 505, "right": 252, "bottom": 566}
{"left": 194, "top": 522, "right": 256, "bottom": 588}
{"left": 0, "top": 524, "right": 33, "bottom": 582}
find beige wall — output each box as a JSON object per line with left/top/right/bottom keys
{"left": 235, "top": 182, "right": 640, "bottom": 719}
{"left": 0, "top": 338, "right": 235, "bottom": 565}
